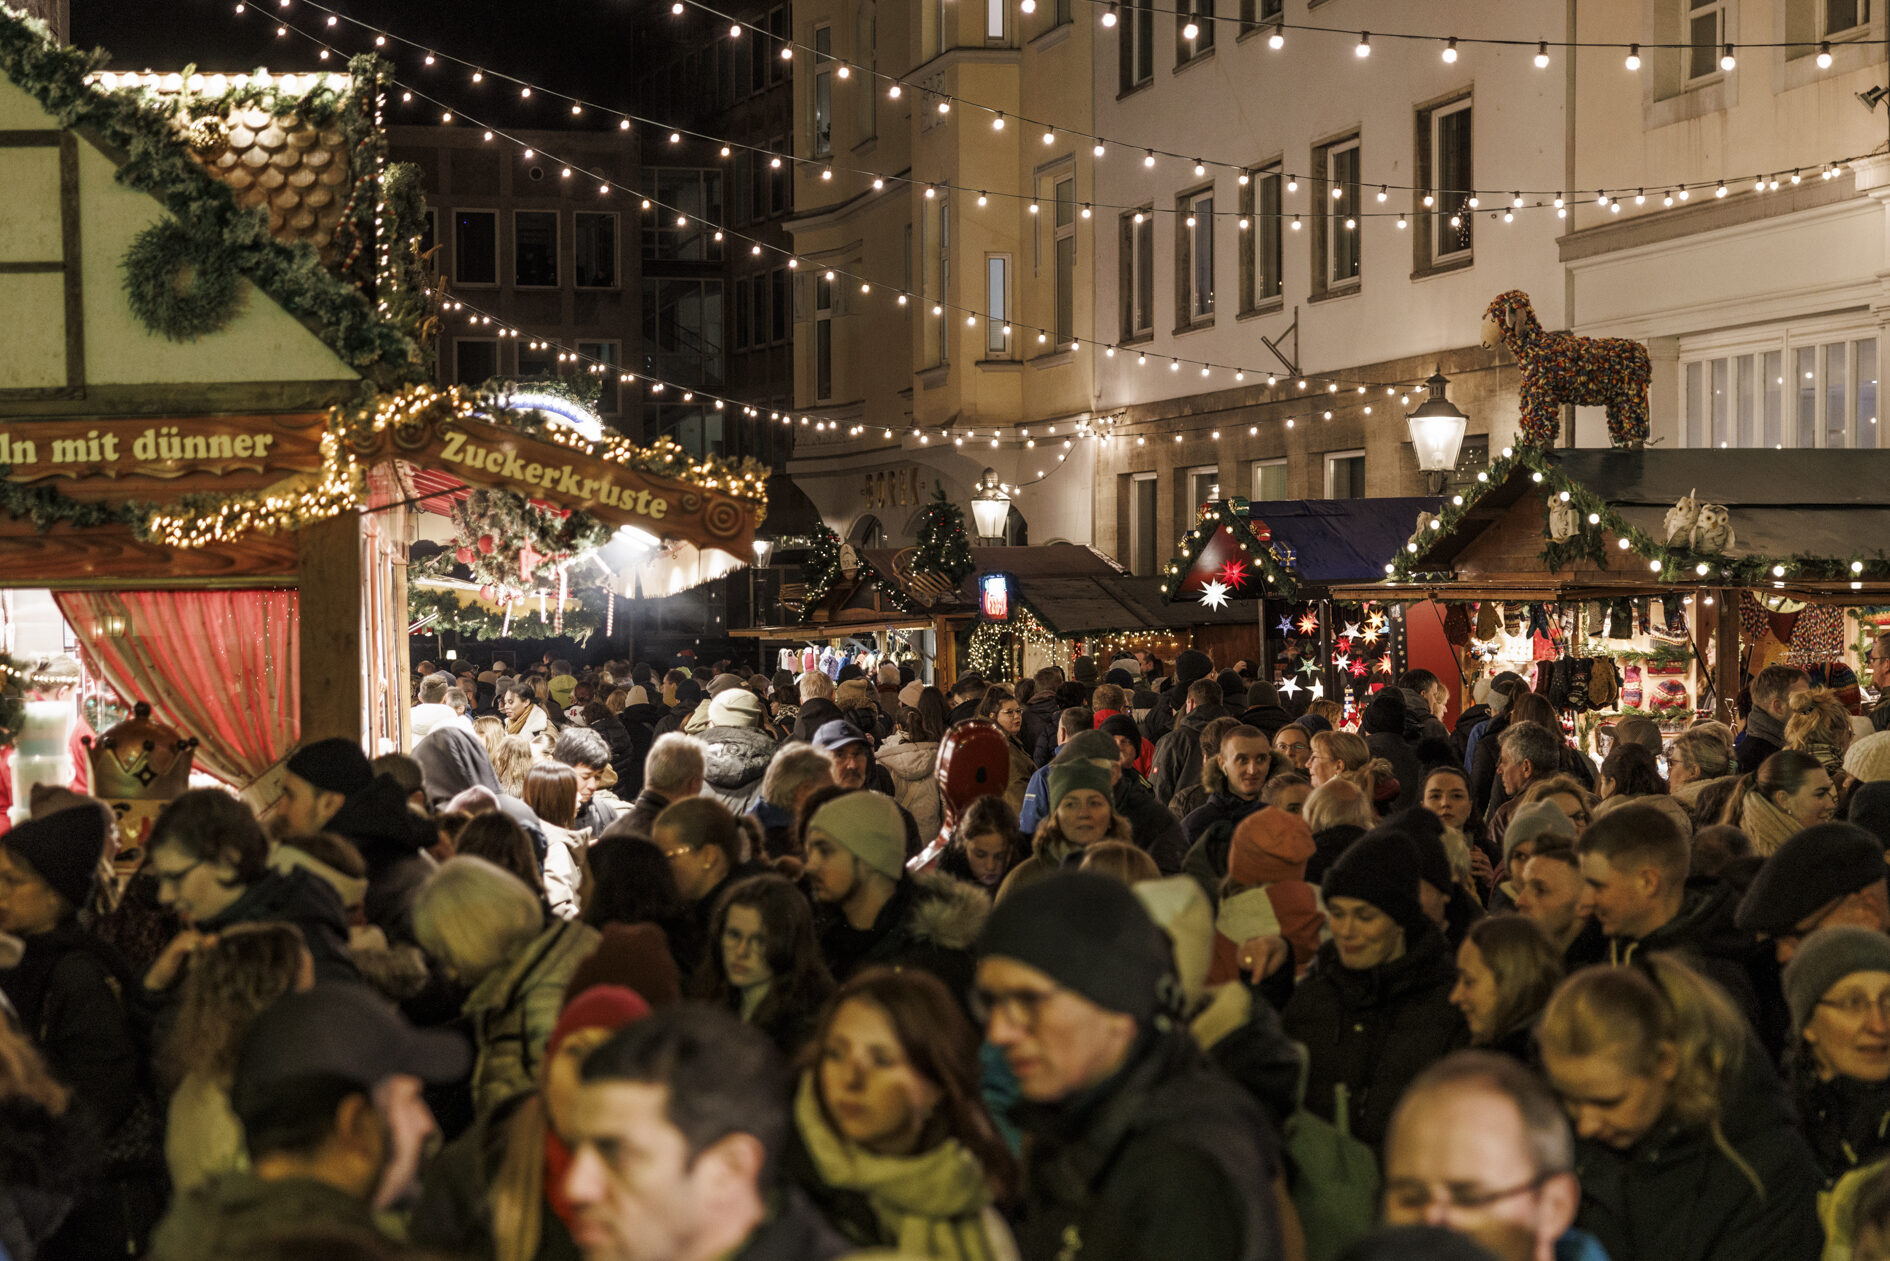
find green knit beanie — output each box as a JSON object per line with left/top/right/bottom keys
{"left": 1048, "top": 760, "right": 1114, "bottom": 815}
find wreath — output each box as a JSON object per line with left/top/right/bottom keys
{"left": 122, "top": 219, "right": 244, "bottom": 341}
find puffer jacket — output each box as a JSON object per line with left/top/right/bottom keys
{"left": 1151, "top": 703, "right": 1233, "bottom": 809}
{"left": 701, "top": 725, "right": 779, "bottom": 815}
{"left": 1280, "top": 927, "right": 1469, "bottom": 1147}
{"left": 197, "top": 867, "right": 359, "bottom": 984}
{"left": 464, "top": 918, "right": 601, "bottom": 1116}
{"left": 817, "top": 870, "right": 988, "bottom": 1000}
{"left": 877, "top": 739, "right": 943, "bottom": 845}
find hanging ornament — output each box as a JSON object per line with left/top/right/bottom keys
{"left": 1340, "top": 621, "right": 1363, "bottom": 639}
{"left": 605, "top": 592, "right": 615, "bottom": 638}
{"left": 537, "top": 589, "right": 547, "bottom": 621}
{"left": 1349, "top": 658, "right": 1370, "bottom": 678}
{"left": 1376, "top": 653, "right": 1396, "bottom": 676}
{"left": 1199, "top": 579, "right": 1231, "bottom": 610}
{"left": 1277, "top": 614, "right": 1298, "bottom": 637}
{"left": 478, "top": 534, "right": 496, "bottom": 555}
{"left": 501, "top": 601, "right": 514, "bottom": 638}
{"left": 554, "top": 565, "right": 568, "bottom": 636}
{"left": 519, "top": 540, "right": 544, "bottom": 583}
{"left": 1298, "top": 612, "right": 1320, "bottom": 635}
{"left": 1277, "top": 675, "right": 1302, "bottom": 700}
{"left": 1217, "top": 558, "right": 1249, "bottom": 589}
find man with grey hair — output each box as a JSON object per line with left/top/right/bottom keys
{"left": 791, "top": 671, "right": 843, "bottom": 742}
{"left": 620, "top": 732, "right": 706, "bottom": 840}
{"left": 748, "top": 744, "right": 833, "bottom": 859}
{"left": 1381, "top": 1051, "right": 1590, "bottom": 1261}
{"left": 410, "top": 671, "right": 471, "bottom": 743}
{"left": 1485, "top": 721, "right": 1567, "bottom": 854}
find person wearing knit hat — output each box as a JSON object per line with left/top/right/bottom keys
{"left": 896, "top": 680, "right": 925, "bottom": 712}
{"left": 1780, "top": 926, "right": 1890, "bottom": 1186}
{"left": 1214, "top": 807, "right": 1322, "bottom": 979}
{"left": 1071, "top": 655, "right": 1100, "bottom": 684}
{"left": 805, "top": 790, "right": 990, "bottom": 990}
{"left": 1282, "top": 828, "right": 1467, "bottom": 1147}
{"left": 998, "top": 760, "right": 1126, "bottom": 902}
{"left": 281, "top": 736, "right": 375, "bottom": 834}
{"left": 1848, "top": 731, "right": 1890, "bottom": 785}
{"left": 1735, "top": 822, "right": 1889, "bottom": 962}
{"left": 1, "top": 804, "right": 108, "bottom": 921}
{"left": 975, "top": 872, "right": 1287, "bottom": 1261}
{"left": 1503, "top": 799, "right": 1577, "bottom": 868}
{"left": 1143, "top": 648, "right": 1213, "bottom": 744}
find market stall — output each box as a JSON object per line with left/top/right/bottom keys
{"left": 1331, "top": 447, "right": 1890, "bottom": 751}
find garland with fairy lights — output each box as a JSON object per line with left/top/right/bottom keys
{"left": 410, "top": 486, "right": 610, "bottom": 591}
{"left": 408, "top": 585, "right": 605, "bottom": 645}
{"left": 1159, "top": 500, "right": 1301, "bottom": 603}
{"left": 1392, "top": 446, "right": 1890, "bottom": 588}
{"left": 912, "top": 484, "right": 975, "bottom": 584}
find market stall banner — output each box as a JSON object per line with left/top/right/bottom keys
{"left": 56, "top": 589, "right": 299, "bottom": 789}
{"left": 0, "top": 416, "right": 323, "bottom": 487}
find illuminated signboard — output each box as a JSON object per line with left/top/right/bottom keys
{"left": 980, "top": 573, "right": 1011, "bottom": 621}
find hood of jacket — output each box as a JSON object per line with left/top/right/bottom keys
{"left": 701, "top": 726, "right": 777, "bottom": 791}
{"left": 905, "top": 869, "right": 991, "bottom": 952}
{"left": 412, "top": 726, "right": 500, "bottom": 806}
{"left": 876, "top": 739, "right": 939, "bottom": 786}
{"left": 325, "top": 773, "right": 435, "bottom": 866}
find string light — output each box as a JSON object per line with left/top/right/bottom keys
{"left": 1534, "top": 41, "right": 1550, "bottom": 68}
{"left": 1441, "top": 36, "right": 1457, "bottom": 63}
{"left": 1625, "top": 43, "right": 1640, "bottom": 70}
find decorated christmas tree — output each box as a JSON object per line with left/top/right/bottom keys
{"left": 912, "top": 483, "right": 975, "bottom": 583}
{"left": 804, "top": 525, "right": 844, "bottom": 604}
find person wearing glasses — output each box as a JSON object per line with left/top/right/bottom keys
{"left": 1381, "top": 1051, "right": 1596, "bottom": 1261}
{"left": 1536, "top": 955, "right": 1821, "bottom": 1261}
{"left": 1783, "top": 927, "right": 1890, "bottom": 1187}
{"left": 975, "top": 872, "right": 1288, "bottom": 1261}
{"left": 975, "top": 685, "right": 1037, "bottom": 814}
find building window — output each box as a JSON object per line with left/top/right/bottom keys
{"left": 772, "top": 266, "right": 790, "bottom": 342}
{"left": 985, "top": 255, "right": 1011, "bottom": 356}
{"left": 1177, "top": 187, "right": 1215, "bottom": 325}
{"left": 453, "top": 210, "right": 497, "bottom": 286}
{"left": 923, "top": 191, "right": 950, "bottom": 366}
{"left": 1417, "top": 97, "right": 1473, "bottom": 270}
{"left": 812, "top": 26, "right": 834, "bottom": 156}
{"left": 1684, "top": 338, "right": 1878, "bottom": 448}
{"left": 574, "top": 212, "right": 617, "bottom": 287}
{"left": 1314, "top": 135, "right": 1361, "bottom": 293}
{"left": 643, "top": 170, "right": 724, "bottom": 260}
{"left": 1119, "top": 0, "right": 1155, "bottom": 91}
{"left": 1827, "top": 0, "right": 1872, "bottom": 35}
{"left": 733, "top": 280, "right": 751, "bottom": 351}
{"left": 1239, "top": 0, "right": 1282, "bottom": 33}
{"left": 1053, "top": 175, "right": 1076, "bottom": 347}
{"left": 1325, "top": 451, "right": 1366, "bottom": 498}
{"left": 1129, "top": 472, "right": 1158, "bottom": 575}
{"left": 513, "top": 210, "right": 558, "bottom": 288}
{"left": 578, "top": 341, "right": 623, "bottom": 415}
{"left": 986, "top": 0, "right": 1007, "bottom": 42}
{"left": 750, "top": 272, "right": 769, "bottom": 346}
{"left": 1252, "top": 459, "right": 1287, "bottom": 501}
{"left": 642, "top": 278, "right": 725, "bottom": 392}
{"left": 815, "top": 271, "right": 835, "bottom": 400}
{"left": 1240, "top": 162, "right": 1282, "bottom": 312}
{"left": 516, "top": 341, "right": 555, "bottom": 377}
{"left": 1119, "top": 208, "right": 1154, "bottom": 339}
{"left": 454, "top": 338, "right": 498, "bottom": 386}
{"left": 924, "top": 0, "right": 949, "bottom": 59}
{"left": 855, "top": 2, "right": 876, "bottom": 142}
{"left": 1177, "top": 0, "right": 1214, "bottom": 62}
{"left": 1181, "top": 466, "right": 1220, "bottom": 531}
{"left": 1685, "top": 0, "right": 1726, "bottom": 84}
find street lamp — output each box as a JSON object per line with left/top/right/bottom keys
{"left": 970, "top": 469, "right": 1011, "bottom": 544}
{"left": 1406, "top": 371, "right": 1470, "bottom": 494}
{"left": 751, "top": 537, "right": 774, "bottom": 568}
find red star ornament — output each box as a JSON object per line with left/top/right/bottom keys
{"left": 1348, "top": 658, "right": 1369, "bottom": 678}
{"left": 1217, "top": 558, "right": 1249, "bottom": 589}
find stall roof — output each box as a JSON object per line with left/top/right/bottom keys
{"left": 1162, "top": 496, "right": 1444, "bottom": 606}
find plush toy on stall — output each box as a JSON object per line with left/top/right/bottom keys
{"left": 1481, "top": 290, "right": 1652, "bottom": 448}
{"left": 1663, "top": 490, "right": 1701, "bottom": 547}
{"left": 1546, "top": 495, "right": 1580, "bottom": 543}
{"left": 1690, "top": 502, "right": 1736, "bottom": 553}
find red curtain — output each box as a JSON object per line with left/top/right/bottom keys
{"left": 56, "top": 589, "right": 300, "bottom": 788}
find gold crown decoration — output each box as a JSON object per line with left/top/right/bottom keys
{"left": 85, "top": 702, "right": 199, "bottom": 801}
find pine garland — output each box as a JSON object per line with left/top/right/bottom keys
{"left": 408, "top": 585, "right": 604, "bottom": 645}
{"left": 409, "top": 486, "right": 612, "bottom": 592}
{"left": 1159, "top": 500, "right": 1301, "bottom": 601}
{"left": 0, "top": 466, "right": 142, "bottom": 530}
{"left": 912, "top": 483, "right": 974, "bottom": 583}
{"left": 803, "top": 526, "right": 843, "bottom": 606}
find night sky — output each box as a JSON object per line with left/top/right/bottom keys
{"left": 74, "top": 0, "right": 655, "bottom": 126}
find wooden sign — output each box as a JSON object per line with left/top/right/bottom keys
{"left": 0, "top": 414, "right": 325, "bottom": 497}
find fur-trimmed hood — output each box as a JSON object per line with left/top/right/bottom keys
{"left": 906, "top": 869, "right": 991, "bottom": 951}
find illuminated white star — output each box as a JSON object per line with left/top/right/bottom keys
{"left": 1340, "top": 621, "right": 1363, "bottom": 639}
{"left": 1199, "top": 579, "right": 1231, "bottom": 610}
{"left": 1277, "top": 675, "right": 1301, "bottom": 700}
{"left": 1309, "top": 679, "right": 1326, "bottom": 700}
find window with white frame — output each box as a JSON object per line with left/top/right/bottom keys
{"left": 1178, "top": 0, "right": 1214, "bottom": 61}
{"left": 815, "top": 270, "right": 834, "bottom": 400}
{"left": 1419, "top": 97, "right": 1473, "bottom": 268}
{"left": 1685, "top": 0, "right": 1726, "bottom": 84}
{"left": 1681, "top": 329, "right": 1879, "bottom": 449}
{"left": 1316, "top": 136, "right": 1361, "bottom": 292}
{"left": 1119, "top": 0, "right": 1155, "bottom": 91}
{"left": 1326, "top": 450, "right": 1366, "bottom": 498}
{"left": 1252, "top": 459, "right": 1287, "bottom": 501}
{"left": 1241, "top": 162, "right": 1282, "bottom": 311}
{"left": 574, "top": 212, "right": 617, "bottom": 287}
{"left": 1184, "top": 465, "right": 1220, "bottom": 515}
{"left": 812, "top": 26, "right": 833, "bottom": 156}
{"left": 1119, "top": 207, "right": 1154, "bottom": 339}
{"left": 985, "top": 255, "right": 1011, "bottom": 356}
{"left": 1129, "top": 472, "right": 1158, "bottom": 575}
{"left": 1178, "top": 187, "right": 1215, "bottom": 324}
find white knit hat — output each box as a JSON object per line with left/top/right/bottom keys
{"left": 1845, "top": 730, "right": 1890, "bottom": 784}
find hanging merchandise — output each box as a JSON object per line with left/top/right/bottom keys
{"left": 1621, "top": 664, "right": 1643, "bottom": 710}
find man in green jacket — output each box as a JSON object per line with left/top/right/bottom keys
{"left": 149, "top": 983, "right": 469, "bottom": 1260}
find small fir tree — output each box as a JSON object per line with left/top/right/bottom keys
{"left": 913, "top": 483, "right": 975, "bottom": 582}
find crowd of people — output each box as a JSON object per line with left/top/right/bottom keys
{"left": 6, "top": 641, "right": 1890, "bottom": 1261}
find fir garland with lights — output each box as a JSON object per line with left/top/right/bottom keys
{"left": 802, "top": 526, "right": 844, "bottom": 607}
{"left": 1392, "top": 446, "right": 1890, "bottom": 589}
{"left": 408, "top": 585, "right": 605, "bottom": 645}
{"left": 1160, "top": 500, "right": 1301, "bottom": 602}
{"left": 912, "top": 483, "right": 974, "bottom": 583}
{"left": 409, "top": 486, "right": 611, "bottom": 592}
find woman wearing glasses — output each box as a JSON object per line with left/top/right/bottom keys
{"left": 1536, "top": 955, "right": 1821, "bottom": 1261}
{"left": 1783, "top": 927, "right": 1890, "bottom": 1183}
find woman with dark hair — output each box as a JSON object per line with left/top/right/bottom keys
{"left": 1598, "top": 742, "right": 1668, "bottom": 801}
{"left": 1448, "top": 914, "right": 1562, "bottom": 1061}
{"left": 455, "top": 811, "right": 549, "bottom": 910}
{"left": 790, "top": 967, "right": 1017, "bottom": 1258}
{"left": 1725, "top": 748, "right": 1839, "bottom": 856}
{"left": 584, "top": 826, "right": 698, "bottom": 976}
{"left": 937, "top": 795, "right": 1027, "bottom": 897}
{"left": 977, "top": 685, "right": 1037, "bottom": 813}
{"left": 698, "top": 873, "right": 835, "bottom": 1056}
{"left": 523, "top": 762, "right": 585, "bottom": 920}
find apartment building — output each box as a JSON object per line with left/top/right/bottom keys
{"left": 783, "top": 0, "right": 1101, "bottom": 549}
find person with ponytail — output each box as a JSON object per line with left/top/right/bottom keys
{"left": 1723, "top": 748, "right": 1839, "bottom": 857}
{"left": 1536, "top": 955, "right": 1821, "bottom": 1261}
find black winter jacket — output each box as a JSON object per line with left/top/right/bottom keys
{"left": 1117, "top": 775, "right": 1187, "bottom": 875}
{"left": 325, "top": 772, "right": 439, "bottom": 945}
{"left": 1179, "top": 792, "right": 1266, "bottom": 904}
{"left": 1151, "top": 703, "right": 1233, "bottom": 807}
{"left": 1013, "top": 1027, "right": 1284, "bottom": 1261}
{"left": 816, "top": 871, "right": 988, "bottom": 999}
{"left": 0, "top": 1096, "right": 98, "bottom": 1261}
{"left": 197, "top": 867, "right": 360, "bottom": 984}
{"left": 1280, "top": 928, "right": 1469, "bottom": 1147}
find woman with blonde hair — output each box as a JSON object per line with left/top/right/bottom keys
{"left": 1787, "top": 686, "right": 1856, "bottom": 784}
{"left": 473, "top": 714, "right": 506, "bottom": 760}
{"left": 1668, "top": 726, "right": 1738, "bottom": 825}
{"left": 1448, "top": 914, "right": 1561, "bottom": 1060}
{"left": 1536, "top": 955, "right": 1821, "bottom": 1260}
{"left": 1302, "top": 775, "right": 1377, "bottom": 882}
{"left": 492, "top": 733, "right": 537, "bottom": 799}
{"left": 1723, "top": 748, "right": 1838, "bottom": 857}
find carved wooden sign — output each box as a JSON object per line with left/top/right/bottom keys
{"left": 0, "top": 414, "right": 324, "bottom": 488}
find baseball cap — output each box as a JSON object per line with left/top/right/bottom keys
{"left": 236, "top": 984, "right": 470, "bottom": 1098}
{"left": 813, "top": 719, "right": 872, "bottom": 752}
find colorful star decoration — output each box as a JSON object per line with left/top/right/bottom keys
{"left": 1360, "top": 625, "right": 1383, "bottom": 645}
{"left": 1376, "top": 653, "right": 1396, "bottom": 676}
{"left": 1297, "top": 612, "right": 1320, "bottom": 635}
{"left": 1340, "top": 621, "right": 1363, "bottom": 640}
{"left": 1334, "top": 636, "right": 1352, "bottom": 654}
{"left": 1277, "top": 676, "right": 1301, "bottom": 700}
{"left": 1348, "top": 659, "right": 1370, "bottom": 678}
{"left": 1198, "top": 579, "right": 1231, "bottom": 610}
{"left": 1298, "top": 657, "right": 1322, "bottom": 677}
{"left": 1217, "top": 559, "right": 1249, "bottom": 589}
{"left": 1277, "top": 615, "right": 1298, "bottom": 636}
{"left": 1367, "top": 611, "right": 1388, "bottom": 634}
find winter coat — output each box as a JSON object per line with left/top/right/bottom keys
{"left": 540, "top": 821, "right": 590, "bottom": 922}
{"left": 1794, "top": 1060, "right": 1890, "bottom": 1182}
{"left": 1450, "top": 704, "right": 1491, "bottom": 769}
{"left": 613, "top": 702, "right": 667, "bottom": 797}
{"left": 326, "top": 772, "right": 440, "bottom": 945}
{"left": 1094, "top": 709, "right": 1156, "bottom": 779}
{"left": 703, "top": 725, "right": 779, "bottom": 816}
{"left": 1737, "top": 708, "right": 1787, "bottom": 775}
{"left": 1117, "top": 776, "right": 1188, "bottom": 875}
{"left": 149, "top": 1172, "right": 392, "bottom": 1261}
{"left": 1606, "top": 880, "right": 1770, "bottom": 1042}
{"left": 817, "top": 870, "right": 988, "bottom": 1000}
{"left": 878, "top": 739, "right": 944, "bottom": 844}
{"left": 788, "top": 1074, "right": 1017, "bottom": 1261}
{"left": 1364, "top": 731, "right": 1424, "bottom": 814}
{"left": 1237, "top": 704, "right": 1293, "bottom": 738}
{"left": 0, "top": 923, "right": 142, "bottom": 1139}
{"left": 1179, "top": 793, "right": 1267, "bottom": 904}
{"left": 197, "top": 866, "right": 360, "bottom": 984}
{"left": 464, "top": 918, "right": 601, "bottom": 1116}
{"left": 1022, "top": 694, "right": 1061, "bottom": 767}
{"left": 1012, "top": 1026, "right": 1285, "bottom": 1261}
{"left": 0, "top": 1096, "right": 97, "bottom": 1261}
{"left": 997, "top": 825, "right": 1085, "bottom": 904}
{"left": 1143, "top": 651, "right": 1214, "bottom": 745}
{"left": 1151, "top": 704, "right": 1233, "bottom": 811}
{"left": 408, "top": 1091, "right": 582, "bottom": 1261}
{"left": 792, "top": 698, "right": 844, "bottom": 743}
{"left": 734, "top": 1186, "right": 856, "bottom": 1261}
{"left": 1280, "top": 928, "right": 1470, "bottom": 1148}
{"left": 1570, "top": 1053, "right": 1823, "bottom": 1261}
{"left": 619, "top": 786, "right": 675, "bottom": 840}
{"left": 1001, "top": 738, "right": 1035, "bottom": 815}
{"left": 1399, "top": 689, "right": 1451, "bottom": 746}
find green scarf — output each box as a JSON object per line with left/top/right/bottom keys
{"left": 792, "top": 1074, "right": 1008, "bottom": 1261}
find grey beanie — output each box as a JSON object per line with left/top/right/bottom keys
{"left": 1783, "top": 925, "right": 1890, "bottom": 1035}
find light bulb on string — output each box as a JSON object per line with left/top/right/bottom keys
{"left": 1442, "top": 37, "right": 1458, "bottom": 62}
{"left": 1182, "top": 19, "right": 1198, "bottom": 39}
{"left": 1818, "top": 41, "right": 1833, "bottom": 68}
{"left": 1534, "top": 41, "right": 1549, "bottom": 68}
{"left": 1267, "top": 26, "right": 1283, "bottom": 49}
{"left": 1720, "top": 44, "right": 1735, "bottom": 71}
{"left": 1355, "top": 31, "right": 1370, "bottom": 57}
{"left": 1101, "top": 2, "right": 1117, "bottom": 26}
{"left": 1625, "top": 43, "right": 1640, "bottom": 70}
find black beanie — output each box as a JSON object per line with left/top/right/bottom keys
{"left": 1322, "top": 829, "right": 1430, "bottom": 939}
{"left": 1736, "top": 822, "right": 1888, "bottom": 935}
{"left": 285, "top": 737, "right": 374, "bottom": 797}
{"left": 1173, "top": 650, "right": 1213, "bottom": 687}
{"left": 4, "top": 804, "right": 108, "bottom": 910}
{"left": 1362, "top": 688, "right": 1407, "bottom": 737}
{"left": 1369, "top": 810, "right": 1453, "bottom": 894}
{"left": 1850, "top": 782, "right": 1890, "bottom": 851}
{"left": 978, "top": 872, "right": 1171, "bottom": 1023}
